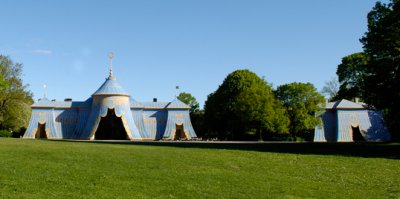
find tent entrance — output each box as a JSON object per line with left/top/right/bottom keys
{"left": 35, "top": 123, "right": 47, "bottom": 139}
{"left": 95, "top": 108, "right": 128, "bottom": 140}
{"left": 174, "top": 124, "right": 187, "bottom": 140}
{"left": 351, "top": 125, "right": 365, "bottom": 141}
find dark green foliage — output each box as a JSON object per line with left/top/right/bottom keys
{"left": 0, "top": 55, "right": 33, "bottom": 132}
{"left": 177, "top": 92, "right": 200, "bottom": 114}
{"left": 275, "top": 82, "right": 325, "bottom": 138}
{"left": 0, "top": 129, "right": 11, "bottom": 137}
{"left": 359, "top": 0, "right": 400, "bottom": 140}
{"left": 335, "top": 52, "right": 369, "bottom": 101}
{"left": 204, "top": 69, "right": 289, "bottom": 140}
{"left": 190, "top": 110, "right": 205, "bottom": 138}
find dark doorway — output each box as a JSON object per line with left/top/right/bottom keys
{"left": 352, "top": 126, "right": 365, "bottom": 141}
{"left": 35, "top": 123, "right": 47, "bottom": 139}
{"left": 174, "top": 124, "right": 187, "bottom": 140}
{"left": 95, "top": 108, "right": 128, "bottom": 140}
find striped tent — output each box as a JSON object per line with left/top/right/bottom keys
{"left": 24, "top": 71, "right": 197, "bottom": 140}
{"left": 314, "top": 99, "right": 390, "bottom": 142}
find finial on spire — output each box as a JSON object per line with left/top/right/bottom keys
{"left": 108, "top": 52, "right": 114, "bottom": 77}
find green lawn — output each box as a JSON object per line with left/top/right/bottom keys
{"left": 0, "top": 138, "right": 399, "bottom": 198}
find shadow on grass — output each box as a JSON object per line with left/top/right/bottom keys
{"left": 55, "top": 139, "right": 400, "bottom": 160}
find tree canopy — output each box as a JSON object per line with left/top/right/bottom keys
{"left": 204, "top": 69, "right": 289, "bottom": 140}
{"left": 335, "top": 52, "right": 369, "bottom": 101}
{"left": 275, "top": 82, "right": 325, "bottom": 138}
{"left": 0, "top": 55, "right": 33, "bottom": 134}
{"left": 177, "top": 92, "right": 200, "bottom": 114}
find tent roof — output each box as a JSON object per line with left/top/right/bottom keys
{"left": 166, "top": 98, "right": 190, "bottom": 109}
{"left": 32, "top": 97, "right": 92, "bottom": 108}
{"left": 92, "top": 76, "right": 130, "bottom": 97}
{"left": 140, "top": 101, "right": 170, "bottom": 109}
{"left": 326, "top": 99, "right": 365, "bottom": 110}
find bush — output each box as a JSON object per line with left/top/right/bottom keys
{"left": 266, "top": 133, "right": 292, "bottom": 141}
{"left": 0, "top": 130, "right": 12, "bottom": 137}
{"left": 11, "top": 127, "right": 26, "bottom": 138}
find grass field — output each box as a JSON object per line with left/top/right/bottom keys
{"left": 0, "top": 138, "right": 399, "bottom": 198}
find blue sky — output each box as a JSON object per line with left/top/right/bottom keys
{"left": 1, "top": 0, "right": 389, "bottom": 107}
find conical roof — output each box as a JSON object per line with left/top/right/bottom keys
{"left": 92, "top": 76, "right": 130, "bottom": 97}
{"left": 166, "top": 98, "right": 190, "bottom": 109}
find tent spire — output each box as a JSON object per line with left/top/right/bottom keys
{"left": 108, "top": 52, "right": 114, "bottom": 78}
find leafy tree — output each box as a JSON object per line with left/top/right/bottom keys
{"left": 321, "top": 77, "right": 339, "bottom": 101}
{"left": 360, "top": 0, "right": 400, "bottom": 140}
{"left": 177, "top": 92, "right": 200, "bottom": 114}
{"left": 275, "top": 82, "right": 325, "bottom": 139}
{"left": 190, "top": 110, "right": 205, "bottom": 138}
{"left": 204, "top": 69, "right": 289, "bottom": 140}
{"left": 0, "top": 55, "right": 33, "bottom": 133}
{"left": 336, "top": 52, "right": 369, "bottom": 101}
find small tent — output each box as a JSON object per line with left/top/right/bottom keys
{"left": 314, "top": 99, "right": 390, "bottom": 142}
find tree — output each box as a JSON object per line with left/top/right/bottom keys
{"left": 190, "top": 110, "right": 205, "bottom": 138}
{"left": 275, "top": 82, "right": 325, "bottom": 139}
{"left": 0, "top": 55, "right": 33, "bottom": 133}
{"left": 204, "top": 69, "right": 289, "bottom": 140}
{"left": 321, "top": 77, "right": 339, "bottom": 101}
{"left": 359, "top": 0, "right": 400, "bottom": 140}
{"left": 177, "top": 92, "right": 200, "bottom": 114}
{"left": 335, "top": 52, "right": 369, "bottom": 101}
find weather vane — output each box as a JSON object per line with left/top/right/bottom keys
{"left": 108, "top": 52, "right": 114, "bottom": 77}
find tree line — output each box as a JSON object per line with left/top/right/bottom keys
{"left": 178, "top": 70, "right": 324, "bottom": 141}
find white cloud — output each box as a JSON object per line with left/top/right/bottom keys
{"left": 31, "top": 49, "right": 53, "bottom": 55}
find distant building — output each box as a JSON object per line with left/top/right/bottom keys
{"left": 314, "top": 99, "right": 390, "bottom": 142}
{"left": 24, "top": 62, "right": 197, "bottom": 140}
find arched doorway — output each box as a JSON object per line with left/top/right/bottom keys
{"left": 352, "top": 125, "right": 365, "bottom": 141}
{"left": 95, "top": 108, "right": 129, "bottom": 140}
{"left": 35, "top": 123, "right": 47, "bottom": 139}
{"left": 174, "top": 124, "right": 187, "bottom": 140}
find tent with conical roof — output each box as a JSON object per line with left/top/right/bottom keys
{"left": 24, "top": 59, "right": 197, "bottom": 140}
{"left": 79, "top": 75, "right": 141, "bottom": 140}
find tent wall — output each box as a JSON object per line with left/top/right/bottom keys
{"left": 24, "top": 109, "right": 57, "bottom": 138}
{"left": 315, "top": 108, "right": 391, "bottom": 142}
{"left": 163, "top": 110, "right": 196, "bottom": 139}
{"left": 337, "top": 110, "right": 390, "bottom": 141}
{"left": 314, "top": 110, "right": 337, "bottom": 142}
{"left": 25, "top": 99, "right": 197, "bottom": 140}
{"left": 81, "top": 95, "right": 141, "bottom": 140}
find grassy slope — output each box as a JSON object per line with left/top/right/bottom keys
{"left": 0, "top": 138, "right": 399, "bottom": 198}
